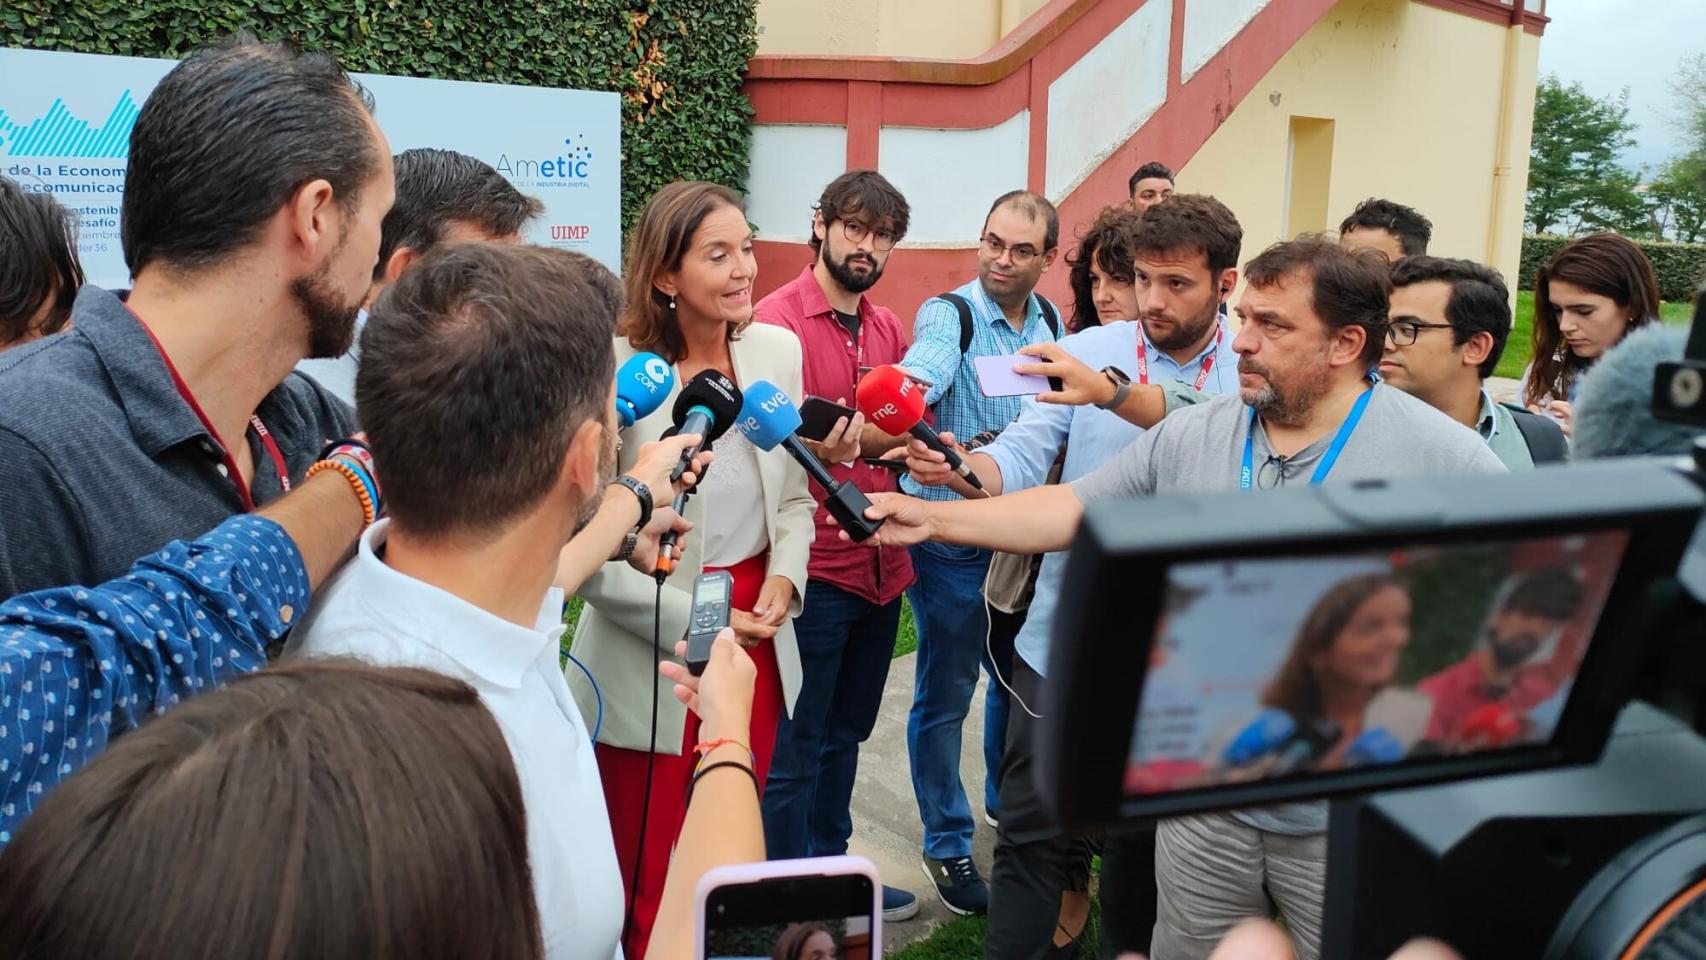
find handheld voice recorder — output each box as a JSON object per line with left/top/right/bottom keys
{"left": 685, "top": 570, "right": 734, "bottom": 676}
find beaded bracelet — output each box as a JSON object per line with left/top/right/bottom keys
{"left": 684, "top": 759, "right": 759, "bottom": 807}
{"left": 329, "top": 453, "right": 381, "bottom": 516}
{"left": 306, "top": 459, "right": 378, "bottom": 528}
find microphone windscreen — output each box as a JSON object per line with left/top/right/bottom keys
{"left": 734, "top": 380, "right": 803, "bottom": 451}
{"left": 671, "top": 369, "right": 743, "bottom": 444}
{"left": 1573, "top": 324, "right": 1694, "bottom": 460}
{"left": 615, "top": 353, "right": 675, "bottom": 426}
{"left": 1222, "top": 708, "right": 1296, "bottom": 765}
{"left": 855, "top": 364, "right": 927, "bottom": 436}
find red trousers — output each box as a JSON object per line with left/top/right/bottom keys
{"left": 597, "top": 552, "right": 784, "bottom": 960}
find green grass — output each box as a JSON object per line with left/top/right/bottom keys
{"left": 889, "top": 889, "right": 1105, "bottom": 960}
{"left": 1497, "top": 291, "right": 1694, "bottom": 381}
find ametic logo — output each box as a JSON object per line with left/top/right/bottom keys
{"left": 495, "top": 133, "right": 594, "bottom": 186}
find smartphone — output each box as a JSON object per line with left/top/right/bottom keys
{"left": 798, "top": 396, "right": 858, "bottom": 443}
{"left": 696, "top": 856, "right": 882, "bottom": 960}
{"left": 974, "top": 354, "right": 1051, "bottom": 397}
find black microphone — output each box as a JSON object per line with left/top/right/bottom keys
{"left": 733, "top": 380, "right": 883, "bottom": 542}
{"left": 655, "top": 371, "right": 743, "bottom": 580}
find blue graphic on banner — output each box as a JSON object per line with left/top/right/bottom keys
{"left": 0, "top": 91, "right": 140, "bottom": 158}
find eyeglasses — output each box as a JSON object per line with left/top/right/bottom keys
{"left": 980, "top": 234, "right": 1042, "bottom": 265}
{"left": 1256, "top": 454, "right": 1290, "bottom": 489}
{"left": 840, "top": 217, "right": 898, "bottom": 251}
{"left": 1386, "top": 319, "right": 1456, "bottom": 347}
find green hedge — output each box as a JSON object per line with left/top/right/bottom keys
{"left": 1520, "top": 233, "right": 1706, "bottom": 302}
{"left": 0, "top": 0, "right": 758, "bottom": 229}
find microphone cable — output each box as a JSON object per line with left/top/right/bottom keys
{"left": 623, "top": 578, "right": 665, "bottom": 948}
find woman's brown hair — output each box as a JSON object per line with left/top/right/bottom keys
{"left": 771, "top": 922, "right": 835, "bottom": 960}
{"left": 0, "top": 659, "right": 543, "bottom": 960}
{"left": 620, "top": 180, "right": 749, "bottom": 363}
{"left": 1525, "top": 231, "right": 1660, "bottom": 408}
{"left": 1261, "top": 573, "right": 1407, "bottom": 721}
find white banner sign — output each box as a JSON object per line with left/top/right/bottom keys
{"left": 0, "top": 46, "right": 622, "bottom": 287}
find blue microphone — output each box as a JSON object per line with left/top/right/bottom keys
{"left": 735, "top": 380, "right": 882, "bottom": 542}
{"left": 1223, "top": 709, "right": 1297, "bottom": 766}
{"left": 1344, "top": 726, "right": 1406, "bottom": 767}
{"left": 615, "top": 353, "right": 675, "bottom": 429}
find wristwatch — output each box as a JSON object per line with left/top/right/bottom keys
{"left": 1096, "top": 366, "right": 1133, "bottom": 411}
{"left": 615, "top": 530, "right": 640, "bottom": 562}
{"left": 608, "top": 474, "right": 653, "bottom": 530}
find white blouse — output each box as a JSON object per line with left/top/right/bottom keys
{"left": 700, "top": 426, "right": 770, "bottom": 568}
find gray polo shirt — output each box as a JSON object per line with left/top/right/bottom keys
{"left": 1072, "top": 382, "right": 1505, "bottom": 835}
{"left": 0, "top": 285, "right": 355, "bottom": 597}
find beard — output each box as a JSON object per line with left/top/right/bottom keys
{"left": 570, "top": 431, "right": 621, "bottom": 536}
{"left": 1238, "top": 353, "right": 1331, "bottom": 427}
{"left": 293, "top": 253, "right": 364, "bottom": 360}
{"left": 822, "top": 245, "right": 883, "bottom": 294}
{"left": 1145, "top": 296, "right": 1220, "bottom": 353}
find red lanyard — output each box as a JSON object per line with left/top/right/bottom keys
{"left": 130, "top": 308, "right": 291, "bottom": 512}
{"left": 1136, "top": 326, "right": 1224, "bottom": 391}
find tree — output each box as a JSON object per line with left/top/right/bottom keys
{"left": 1526, "top": 75, "right": 1645, "bottom": 235}
{"left": 1647, "top": 155, "right": 1706, "bottom": 243}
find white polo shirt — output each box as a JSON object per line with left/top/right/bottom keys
{"left": 287, "top": 520, "right": 622, "bottom": 960}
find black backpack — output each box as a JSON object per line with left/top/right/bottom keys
{"left": 930, "top": 292, "right": 1061, "bottom": 403}
{"left": 1500, "top": 402, "right": 1568, "bottom": 464}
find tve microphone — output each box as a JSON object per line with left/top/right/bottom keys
{"left": 655, "top": 370, "right": 743, "bottom": 580}
{"left": 615, "top": 353, "right": 675, "bottom": 429}
{"left": 854, "top": 365, "right": 986, "bottom": 493}
{"left": 734, "top": 380, "right": 883, "bottom": 543}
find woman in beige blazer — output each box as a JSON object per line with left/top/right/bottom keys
{"left": 566, "top": 181, "right": 815, "bottom": 959}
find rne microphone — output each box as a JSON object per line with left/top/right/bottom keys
{"left": 734, "top": 380, "right": 883, "bottom": 543}
{"left": 854, "top": 365, "right": 986, "bottom": 493}
{"left": 655, "top": 370, "right": 743, "bottom": 580}
{"left": 615, "top": 353, "right": 675, "bottom": 429}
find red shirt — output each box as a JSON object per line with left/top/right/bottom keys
{"left": 1417, "top": 652, "right": 1560, "bottom": 743}
{"left": 755, "top": 266, "right": 914, "bottom": 605}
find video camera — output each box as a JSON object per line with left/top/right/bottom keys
{"left": 1039, "top": 289, "right": 1706, "bottom": 958}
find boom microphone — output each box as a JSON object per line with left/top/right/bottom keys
{"left": 655, "top": 370, "right": 743, "bottom": 580}
{"left": 854, "top": 365, "right": 986, "bottom": 493}
{"left": 734, "top": 380, "right": 883, "bottom": 543}
{"left": 615, "top": 353, "right": 675, "bottom": 429}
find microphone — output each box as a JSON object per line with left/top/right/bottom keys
{"left": 1272, "top": 717, "right": 1342, "bottom": 774}
{"left": 733, "top": 380, "right": 883, "bottom": 543}
{"left": 615, "top": 353, "right": 675, "bottom": 429}
{"left": 1343, "top": 726, "right": 1406, "bottom": 766}
{"left": 655, "top": 370, "right": 743, "bottom": 580}
{"left": 1457, "top": 703, "right": 1523, "bottom": 749}
{"left": 1222, "top": 709, "right": 1297, "bottom": 766}
{"left": 854, "top": 365, "right": 986, "bottom": 494}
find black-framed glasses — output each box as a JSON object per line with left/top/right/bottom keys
{"left": 980, "top": 234, "right": 1042, "bottom": 265}
{"left": 840, "top": 217, "right": 898, "bottom": 251}
{"left": 1256, "top": 454, "right": 1290, "bottom": 489}
{"left": 1386, "top": 319, "right": 1456, "bottom": 347}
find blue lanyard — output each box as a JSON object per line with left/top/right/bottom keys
{"left": 1240, "top": 386, "right": 1374, "bottom": 490}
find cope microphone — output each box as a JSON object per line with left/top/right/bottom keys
{"left": 615, "top": 353, "right": 675, "bottom": 429}
{"left": 854, "top": 365, "right": 986, "bottom": 493}
{"left": 734, "top": 380, "right": 883, "bottom": 543}
{"left": 655, "top": 370, "right": 743, "bottom": 581}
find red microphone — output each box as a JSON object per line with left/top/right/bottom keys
{"left": 1457, "top": 703, "right": 1523, "bottom": 749}
{"left": 855, "top": 365, "right": 986, "bottom": 493}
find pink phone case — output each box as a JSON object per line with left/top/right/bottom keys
{"left": 974, "top": 354, "right": 1050, "bottom": 397}
{"left": 693, "top": 855, "right": 882, "bottom": 960}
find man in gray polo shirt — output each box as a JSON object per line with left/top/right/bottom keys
{"left": 0, "top": 38, "right": 386, "bottom": 596}
{"left": 853, "top": 237, "right": 1504, "bottom": 960}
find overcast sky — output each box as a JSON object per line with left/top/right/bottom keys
{"left": 1537, "top": 0, "right": 1706, "bottom": 173}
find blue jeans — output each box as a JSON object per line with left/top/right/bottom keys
{"left": 763, "top": 580, "right": 902, "bottom": 859}
{"left": 906, "top": 540, "right": 1009, "bottom": 860}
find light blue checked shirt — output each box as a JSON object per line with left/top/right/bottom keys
{"left": 898, "top": 277, "right": 1062, "bottom": 501}
{"left": 979, "top": 318, "right": 1239, "bottom": 676}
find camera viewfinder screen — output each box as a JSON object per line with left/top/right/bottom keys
{"left": 706, "top": 914, "right": 874, "bottom": 960}
{"left": 1125, "top": 531, "right": 1629, "bottom": 795}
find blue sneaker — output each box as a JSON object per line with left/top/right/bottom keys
{"left": 922, "top": 855, "right": 989, "bottom": 916}
{"left": 882, "top": 884, "right": 919, "bottom": 922}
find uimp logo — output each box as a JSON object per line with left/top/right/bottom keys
{"left": 551, "top": 224, "right": 590, "bottom": 242}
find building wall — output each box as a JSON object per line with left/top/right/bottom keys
{"left": 1178, "top": 0, "right": 1540, "bottom": 292}
{"left": 756, "top": 0, "right": 1050, "bottom": 59}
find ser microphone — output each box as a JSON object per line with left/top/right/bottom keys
{"left": 734, "top": 380, "right": 883, "bottom": 543}
{"left": 854, "top": 364, "right": 986, "bottom": 493}
{"left": 655, "top": 370, "right": 744, "bottom": 580}
{"left": 615, "top": 353, "right": 675, "bottom": 429}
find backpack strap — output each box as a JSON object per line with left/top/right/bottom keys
{"left": 1500, "top": 402, "right": 1568, "bottom": 463}
{"left": 936, "top": 293, "right": 976, "bottom": 355}
{"left": 1038, "top": 297, "right": 1060, "bottom": 340}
